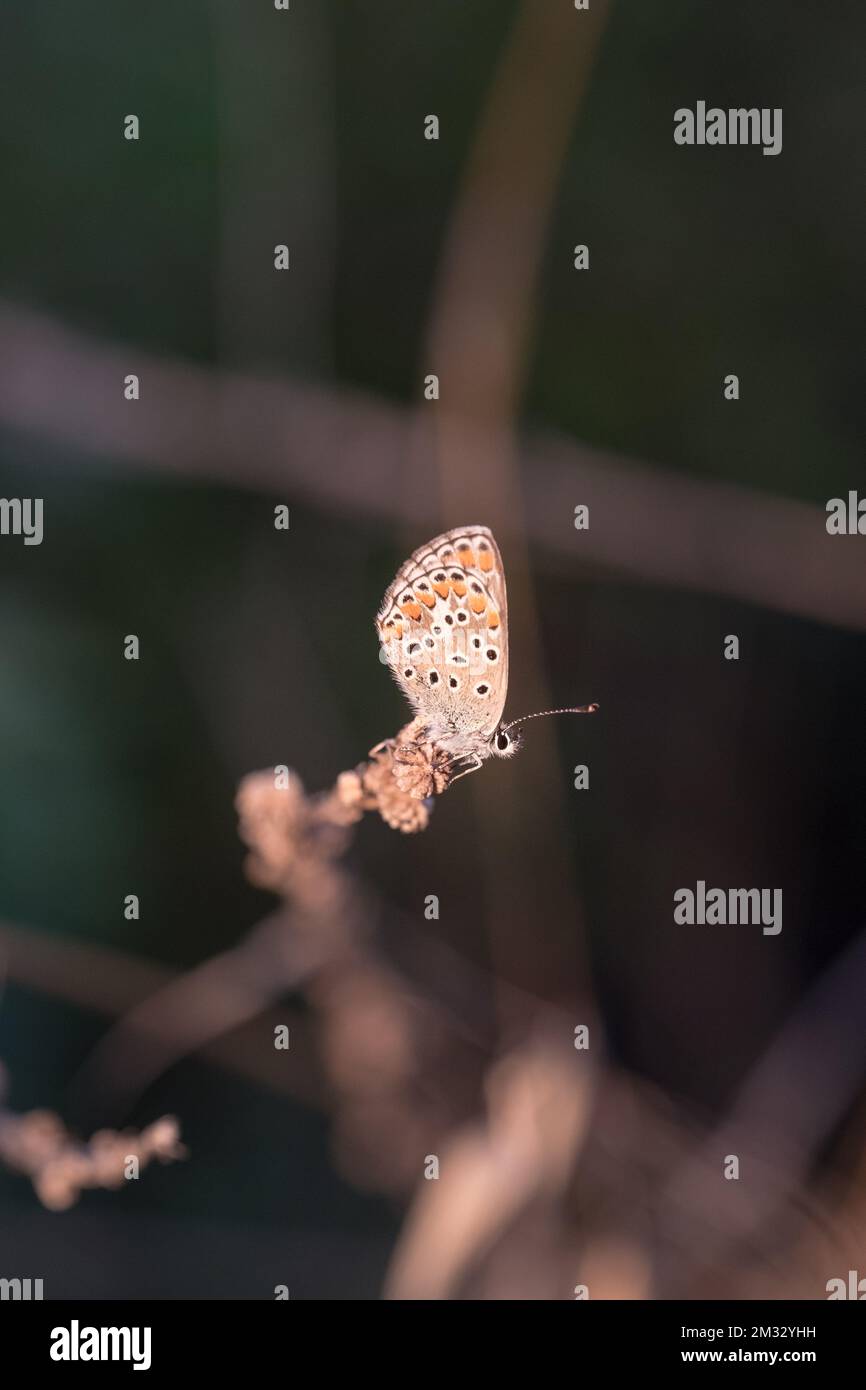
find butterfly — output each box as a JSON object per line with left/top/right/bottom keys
{"left": 375, "top": 525, "right": 597, "bottom": 799}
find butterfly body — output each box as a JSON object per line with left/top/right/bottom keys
{"left": 376, "top": 526, "right": 517, "bottom": 796}
{"left": 376, "top": 525, "right": 596, "bottom": 801}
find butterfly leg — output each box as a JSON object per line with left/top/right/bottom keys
{"left": 444, "top": 753, "right": 484, "bottom": 786}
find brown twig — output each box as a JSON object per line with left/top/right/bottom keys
{"left": 1, "top": 300, "right": 863, "bottom": 633}
{"left": 0, "top": 1063, "right": 185, "bottom": 1211}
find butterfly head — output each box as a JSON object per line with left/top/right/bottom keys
{"left": 495, "top": 703, "right": 599, "bottom": 757}
{"left": 490, "top": 725, "right": 522, "bottom": 759}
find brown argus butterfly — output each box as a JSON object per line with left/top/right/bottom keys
{"left": 376, "top": 525, "right": 597, "bottom": 799}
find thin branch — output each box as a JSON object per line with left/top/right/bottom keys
{"left": 0, "top": 1062, "right": 184, "bottom": 1211}
{"left": 0, "top": 301, "right": 862, "bottom": 632}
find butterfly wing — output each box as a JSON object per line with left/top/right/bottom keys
{"left": 376, "top": 525, "right": 509, "bottom": 739}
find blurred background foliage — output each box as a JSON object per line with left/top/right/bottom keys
{"left": 0, "top": 0, "right": 864, "bottom": 1297}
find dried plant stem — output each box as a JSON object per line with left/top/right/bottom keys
{"left": 237, "top": 720, "right": 438, "bottom": 873}
{"left": 0, "top": 1064, "right": 185, "bottom": 1211}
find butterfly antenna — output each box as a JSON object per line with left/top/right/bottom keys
{"left": 502, "top": 703, "right": 599, "bottom": 733}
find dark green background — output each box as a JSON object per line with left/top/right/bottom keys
{"left": 0, "top": 0, "right": 864, "bottom": 1297}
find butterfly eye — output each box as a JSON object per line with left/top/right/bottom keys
{"left": 496, "top": 732, "right": 510, "bottom": 752}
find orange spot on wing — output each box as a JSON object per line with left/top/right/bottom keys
{"left": 401, "top": 601, "right": 423, "bottom": 621}
{"left": 457, "top": 546, "right": 476, "bottom": 566}
{"left": 469, "top": 594, "right": 486, "bottom": 615}
{"left": 487, "top": 610, "right": 500, "bottom": 629}
{"left": 415, "top": 589, "right": 435, "bottom": 608}
{"left": 478, "top": 550, "right": 494, "bottom": 572}
{"left": 450, "top": 579, "right": 467, "bottom": 597}
{"left": 432, "top": 581, "right": 450, "bottom": 599}
{"left": 394, "top": 621, "right": 404, "bottom": 639}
